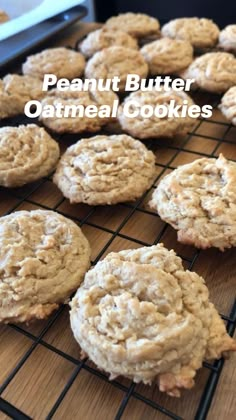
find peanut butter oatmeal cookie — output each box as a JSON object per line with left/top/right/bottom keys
{"left": 79, "top": 28, "right": 138, "bottom": 58}
{"left": 0, "top": 124, "right": 60, "bottom": 187}
{"left": 39, "top": 88, "right": 118, "bottom": 134}
{"left": 180, "top": 52, "right": 236, "bottom": 93}
{"left": 219, "top": 86, "right": 236, "bottom": 125}
{"left": 149, "top": 154, "right": 236, "bottom": 250}
{"left": 118, "top": 89, "right": 196, "bottom": 139}
{"left": 0, "top": 74, "right": 45, "bottom": 119}
{"left": 218, "top": 25, "right": 236, "bottom": 52}
{"left": 0, "top": 210, "right": 91, "bottom": 323}
{"left": 22, "top": 47, "right": 85, "bottom": 80}
{"left": 70, "top": 244, "right": 236, "bottom": 396}
{"left": 105, "top": 13, "right": 160, "bottom": 38}
{"left": 140, "top": 38, "right": 193, "bottom": 75}
{"left": 161, "top": 17, "right": 220, "bottom": 48}
{"left": 85, "top": 46, "right": 148, "bottom": 91}
{"left": 53, "top": 134, "right": 156, "bottom": 205}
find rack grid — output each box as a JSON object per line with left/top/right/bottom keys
{"left": 0, "top": 47, "right": 235, "bottom": 420}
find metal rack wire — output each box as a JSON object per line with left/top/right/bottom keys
{"left": 0, "top": 61, "right": 236, "bottom": 420}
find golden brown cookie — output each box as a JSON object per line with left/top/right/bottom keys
{"left": 140, "top": 38, "right": 193, "bottom": 75}
{"left": 218, "top": 25, "right": 236, "bottom": 52}
{"left": 70, "top": 243, "right": 236, "bottom": 396}
{"left": 149, "top": 154, "right": 236, "bottom": 250}
{"left": 0, "top": 210, "right": 91, "bottom": 323}
{"left": 79, "top": 28, "right": 138, "bottom": 58}
{"left": 22, "top": 47, "right": 85, "bottom": 80}
{"left": 219, "top": 86, "right": 236, "bottom": 125}
{"left": 85, "top": 46, "right": 148, "bottom": 91}
{"left": 53, "top": 134, "right": 156, "bottom": 205}
{"left": 105, "top": 12, "right": 160, "bottom": 38}
{"left": 0, "top": 124, "right": 60, "bottom": 187}
{"left": 118, "top": 89, "right": 196, "bottom": 139}
{"left": 161, "top": 17, "right": 220, "bottom": 48}
{"left": 39, "top": 88, "right": 118, "bottom": 134}
{"left": 0, "top": 74, "right": 45, "bottom": 119}
{"left": 180, "top": 52, "right": 236, "bottom": 93}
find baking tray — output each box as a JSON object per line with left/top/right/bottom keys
{"left": 0, "top": 5, "right": 87, "bottom": 72}
{"left": 0, "top": 31, "right": 235, "bottom": 420}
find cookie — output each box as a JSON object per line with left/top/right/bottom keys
{"left": 180, "top": 52, "right": 236, "bottom": 93}
{"left": 53, "top": 134, "right": 156, "bottom": 205}
{"left": 0, "top": 210, "right": 91, "bottom": 323}
{"left": 0, "top": 80, "right": 23, "bottom": 120}
{"left": 218, "top": 25, "right": 236, "bottom": 52}
{"left": 118, "top": 89, "right": 196, "bottom": 139}
{"left": 70, "top": 243, "right": 236, "bottom": 396}
{"left": 79, "top": 28, "right": 138, "bottom": 58}
{"left": 0, "top": 74, "right": 45, "bottom": 119}
{"left": 85, "top": 46, "right": 148, "bottom": 91}
{"left": 140, "top": 38, "right": 193, "bottom": 75}
{"left": 149, "top": 154, "right": 236, "bottom": 250}
{"left": 0, "top": 9, "right": 9, "bottom": 23}
{"left": 161, "top": 17, "right": 220, "bottom": 48}
{"left": 0, "top": 124, "right": 60, "bottom": 187}
{"left": 219, "top": 86, "right": 236, "bottom": 125}
{"left": 105, "top": 12, "right": 160, "bottom": 39}
{"left": 39, "top": 88, "right": 118, "bottom": 134}
{"left": 22, "top": 47, "right": 85, "bottom": 80}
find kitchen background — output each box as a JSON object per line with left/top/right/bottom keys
{"left": 94, "top": 0, "right": 235, "bottom": 26}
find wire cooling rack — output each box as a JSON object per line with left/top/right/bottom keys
{"left": 0, "top": 55, "right": 236, "bottom": 420}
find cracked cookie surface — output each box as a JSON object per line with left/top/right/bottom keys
{"left": 79, "top": 28, "right": 138, "bottom": 58}
{"left": 118, "top": 89, "right": 196, "bottom": 139}
{"left": 39, "top": 88, "right": 118, "bottom": 134}
{"left": 161, "top": 18, "right": 219, "bottom": 48}
{"left": 105, "top": 13, "right": 160, "bottom": 38}
{"left": 22, "top": 47, "right": 85, "bottom": 80}
{"left": 149, "top": 154, "right": 236, "bottom": 250}
{"left": 180, "top": 52, "right": 236, "bottom": 93}
{"left": 0, "top": 74, "right": 45, "bottom": 119}
{"left": 53, "top": 134, "right": 156, "bottom": 205}
{"left": 219, "top": 25, "right": 236, "bottom": 52}
{"left": 85, "top": 46, "right": 148, "bottom": 91}
{"left": 0, "top": 124, "right": 60, "bottom": 187}
{"left": 0, "top": 210, "right": 91, "bottom": 323}
{"left": 70, "top": 243, "right": 236, "bottom": 396}
{"left": 140, "top": 38, "right": 193, "bottom": 75}
{"left": 219, "top": 86, "right": 236, "bottom": 125}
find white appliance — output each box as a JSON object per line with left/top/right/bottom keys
{"left": 0, "top": 0, "right": 94, "bottom": 41}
